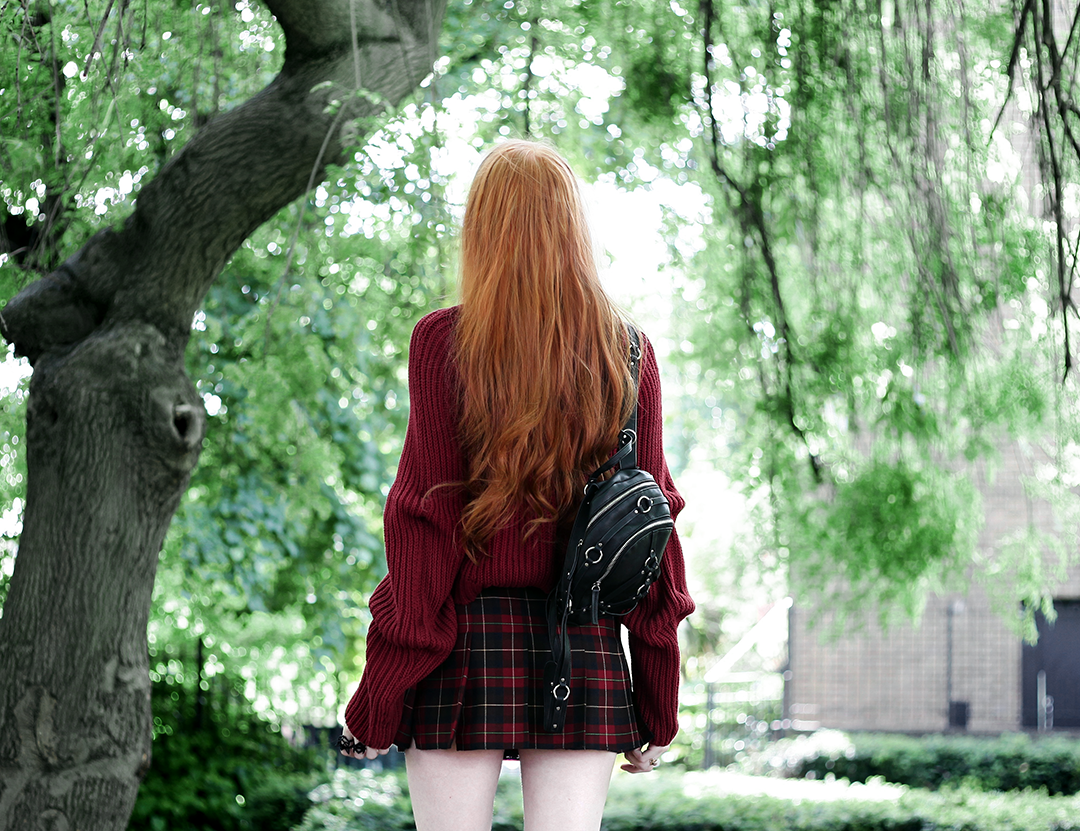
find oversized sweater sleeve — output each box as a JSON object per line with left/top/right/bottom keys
{"left": 343, "top": 309, "right": 466, "bottom": 748}
{"left": 623, "top": 333, "right": 695, "bottom": 747}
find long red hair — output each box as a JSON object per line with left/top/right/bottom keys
{"left": 454, "top": 140, "right": 635, "bottom": 561}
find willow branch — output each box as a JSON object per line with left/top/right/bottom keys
{"left": 697, "top": 0, "right": 821, "bottom": 482}
{"left": 1033, "top": 0, "right": 1072, "bottom": 379}
{"left": 989, "top": 0, "right": 1034, "bottom": 143}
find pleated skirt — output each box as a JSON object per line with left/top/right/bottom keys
{"left": 394, "top": 587, "right": 646, "bottom": 758}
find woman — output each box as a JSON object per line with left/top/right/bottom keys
{"left": 339, "top": 140, "right": 694, "bottom": 831}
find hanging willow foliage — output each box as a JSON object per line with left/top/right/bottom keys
{"left": 665, "top": 0, "right": 1080, "bottom": 629}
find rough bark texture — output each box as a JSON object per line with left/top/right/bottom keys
{"left": 0, "top": 1, "right": 447, "bottom": 828}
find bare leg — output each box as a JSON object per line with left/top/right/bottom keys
{"left": 518, "top": 750, "right": 616, "bottom": 831}
{"left": 404, "top": 744, "right": 505, "bottom": 831}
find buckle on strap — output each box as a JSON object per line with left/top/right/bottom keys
{"left": 543, "top": 653, "right": 572, "bottom": 732}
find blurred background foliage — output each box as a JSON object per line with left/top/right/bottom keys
{"left": 129, "top": 656, "right": 324, "bottom": 831}
{"left": 3, "top": 0, "right": 1080, "bottom": 792}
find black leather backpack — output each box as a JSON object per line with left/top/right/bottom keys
{"left": 544, "top": 326, "right": 674, "bottom": 732}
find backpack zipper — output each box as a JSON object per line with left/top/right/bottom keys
{"left": 587, "top": 518, "right": 673, "bottom": 622}
{"left": 585, "top": 481, "right": 657, "bottom": 531}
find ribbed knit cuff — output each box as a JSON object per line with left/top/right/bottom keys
{"left": 630, "top": 632, "right": 682, "bottom": 746}
{"left": 344, "top": 680, "right": 404, "bottom": 750}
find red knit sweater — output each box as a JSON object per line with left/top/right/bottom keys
{"left": 344, "top": 306, "right": 694, "bottom": 749}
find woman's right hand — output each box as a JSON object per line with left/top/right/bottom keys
{"left": 339, "top": 725, "right": 391, "bottom": 761}
{"left": 620, "top": 743, "right": 669, "bottom": 774}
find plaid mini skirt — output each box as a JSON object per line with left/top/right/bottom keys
{"left": 393, "top": 586, "right": 646, "bottom": 757}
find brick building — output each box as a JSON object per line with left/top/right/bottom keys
{"left": 783, "top": 0, "right": 1080, "bottom": 734}
{"left": 787, "top": 440, "right": 1080, "bottom": 734}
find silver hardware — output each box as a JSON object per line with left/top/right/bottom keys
{"left": 553, "top": 683, "right": 570, "bottom": 701}
{"left": 636, "top": 495, "right": 653, "bottom": 513}
{"left": 585, "top": 481, "right": 656, "bottom": 530}
{"left": 594, "top": 519, "right": 673, "bottom": 584}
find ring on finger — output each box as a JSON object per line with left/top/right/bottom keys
{"left": 649, "top": 759, "right": 659, "bottom": 767}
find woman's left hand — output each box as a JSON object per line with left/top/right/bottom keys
{"left": 339, "top": 725, "right": 391, "bottom": 761}
{"left": 620, "top": 743, "right": 669, "bottom": 774}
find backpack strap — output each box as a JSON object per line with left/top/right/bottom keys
{"left": 543, "top": 322, "right": 644, "bottom": 732}
{"left": 543, "top": 586, "right": 574, "bottom": 731}
{"left": 577, "top": 325, "right": 643, "bottom": 487}
{"left": 623, "top": 326, "right": 642, "bottom": 470}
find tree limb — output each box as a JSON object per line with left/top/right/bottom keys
{"left": 1032, "top": 0, "right": 1073, "bottom": 379}
{"left": 2, "top": 0, "right": 448, "bottom": 363}
{"left": 988, "top": 0, "right": 1034, "bottom": 144}
{"left": 697, "top": 0, "right": 822, "bottom": 482}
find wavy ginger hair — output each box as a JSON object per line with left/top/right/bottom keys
{"left": 454, "top": 140, "right": 635, "bottom": 561}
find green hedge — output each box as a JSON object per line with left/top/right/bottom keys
{"left": 777, "top": 731, "right": 1080, "bottom": 795}
{"left": 295, "top": 768, "right": 1080, "bottom": 831}
{"left": 600, "top": 778, "right": 1080, "bottom": 831}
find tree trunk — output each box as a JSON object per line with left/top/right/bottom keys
{"left": 0, "top": 1, "right": 447, "bottom": 828}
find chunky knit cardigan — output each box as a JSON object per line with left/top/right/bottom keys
{"left": 344, "top": 306, "right": 694, "bottom": 749}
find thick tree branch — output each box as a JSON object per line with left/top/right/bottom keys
{"left": 2, "top": 0, "right": 448, "bottom": 363}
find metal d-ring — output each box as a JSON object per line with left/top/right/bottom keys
{"left": 584, "top": 545, "right": 603, "bottom": 564}
{"left": 553, "top": 683, "right": 570, "bottom": 701}
{"left": 636, "top": 495, "right": 653, "bottom": 513}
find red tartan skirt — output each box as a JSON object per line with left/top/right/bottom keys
{"left": 393, "top": 587, "right": 646, "bottom": 758}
